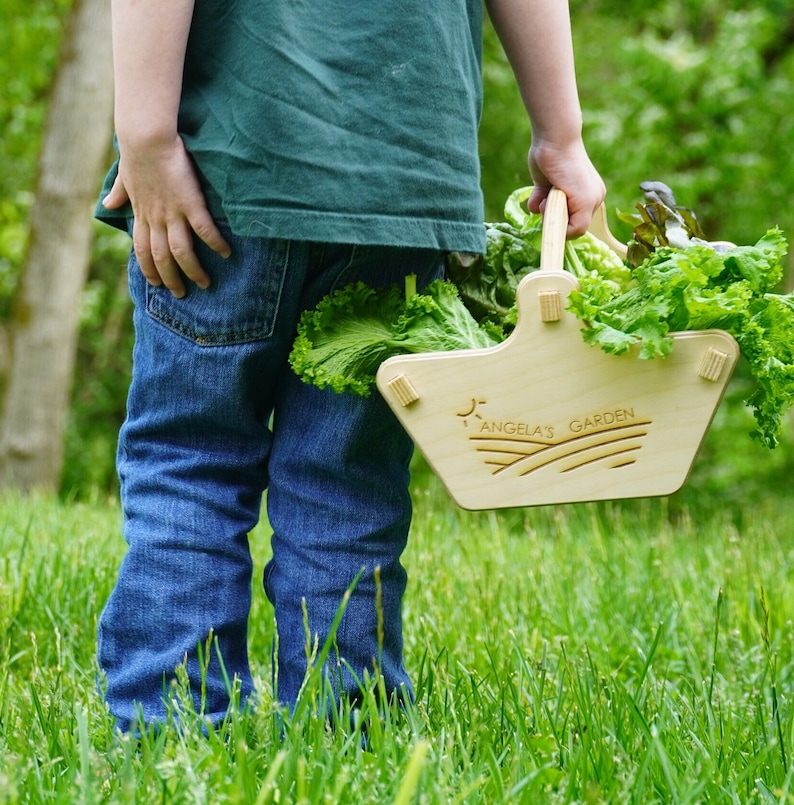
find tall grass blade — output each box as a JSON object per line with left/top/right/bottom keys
{"left": 392, "top": 740, "right": 430, "bottom": 805}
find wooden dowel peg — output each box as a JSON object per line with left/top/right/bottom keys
{"left": 538, "top": 289, "right": 562, "bottom": 322}
{"left": 698, "top": 347, "right": 728, "bottom": 382}
{"left": 387, "top": 374, "right": 420, "bottom": 406}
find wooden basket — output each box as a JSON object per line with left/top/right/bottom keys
{"left": 375, "top": 188, "right": 740, "bottom": 510}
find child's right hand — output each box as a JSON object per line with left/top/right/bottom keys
{"left": 527, "top": 136, "right": 606, "bottom": 239}
{"left": 102, "top": 134, "right": 231, "bottom": 299}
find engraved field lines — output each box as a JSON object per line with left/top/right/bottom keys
{"left": 470, "top": 418, "right": 653, "bottom": 476}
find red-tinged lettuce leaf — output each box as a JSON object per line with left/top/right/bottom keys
{"left": 620, "top": 181, "right": 710, "bottom": 266}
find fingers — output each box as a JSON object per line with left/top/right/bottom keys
{"left": 112, "top": 136, "right": 232, "bottom": 297}
{"left": 528, "top": 186, "right": 605, "bottom": 240}
{"left": 189, "top": 209, "right": 232, "bottom": 260}
{"left": 526, "top": 138, "right": 607, "bottom": 239}
{"left": 526, "top": 185, "right": 549, "bottom": 216}
{"left": 530, "top": 180, "right": 606, "bottom": 239}
{"left": 566, "top": 203, "right": 600, "bottom": 240}
{"left": 137, "top": 223, "right": 191, "bottom": 299}
{"left": 566, "top": 176, "right": 606, "bottom": 239}
{"left": 132, "top": 217, "right": 217, "bottom": 299}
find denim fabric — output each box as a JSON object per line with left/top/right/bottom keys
{"left": 97, "top": 227, "right": 443, "bottom": 732}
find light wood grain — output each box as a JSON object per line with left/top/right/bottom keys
{"left": 589, "top": 203, "right": 629, "bottom": 259}
{"left": 375, "top": 189, "right": 740, "bottom": 510}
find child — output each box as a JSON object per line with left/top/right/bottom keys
{"left": 96, "top": 0, "right": 605, "bottom": 732}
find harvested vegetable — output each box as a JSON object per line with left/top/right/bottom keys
{"left": 289, "top": 184, "right": 794, "bottom": 447}
{"left": 447, "top": 187, "right": 629, "bottom": 334}
{"left": 618, "top": 180, "right": 712, "bottom": 266}
{"left": 289, "top": 278, "right": 500, "bottom": 397}
{"left": 567, "top": 183, "right": 793, "bottom": 447}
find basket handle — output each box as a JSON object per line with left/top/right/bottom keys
{"left": 539, "top": 187, "right": 569, "bottom": 273}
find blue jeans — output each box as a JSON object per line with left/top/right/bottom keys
{"left": 97, "top": 228, "right": 443, "bottom": 732}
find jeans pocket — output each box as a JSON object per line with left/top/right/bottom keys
{"left": 144, "top": 236, "right": 291, "bottom": 346}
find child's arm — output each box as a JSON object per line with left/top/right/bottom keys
{"left": 485, "top": 0, "right": 605, "bottom": 237}
{"left": 101, "top": 0, "right": 230, "bottom": 298}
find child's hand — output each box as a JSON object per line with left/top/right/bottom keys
{"left": 102, "top": 134, "right": 231, "bottom": 298}
{"left": 526, "top": 137, "right": 606, "bottom": 239}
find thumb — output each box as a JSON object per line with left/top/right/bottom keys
{"left": 101, "top": 174, "right": 130, "bottom": 210}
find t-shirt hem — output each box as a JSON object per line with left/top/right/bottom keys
{"left": 227, "top": 206, "right": 487, "bottom": 254}
{"left": 94, "top": 200, "right": 488, "bottom": 255}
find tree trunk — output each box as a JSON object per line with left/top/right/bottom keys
{"left": 0, "top": 0, "right": 114, "bottom": 491}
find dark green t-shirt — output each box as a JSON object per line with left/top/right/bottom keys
{"left": 96, "top": 0, "right": 486, "bottom": 253}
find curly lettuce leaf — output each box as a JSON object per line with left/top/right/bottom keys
{"left": 395, "top": 279, "right": 500, "bottom": 354}
{"left": 718, "top": 229, "right": 787, "bottom": 293}
{"left": 568, "top": 229, "right": 792, "bottom": 446}
{"left": 289, "top": 279, "right": 499, "bottom": 396}
{"left": 289, "top": 282, "right": 406, "bottom": 396}
{"left": 565, "top": 236, "right": 632, "bottom": 289}
{"left": 736, "top": 292, "right": 794, "bottom": 447}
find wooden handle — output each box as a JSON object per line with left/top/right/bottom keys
{"left": 540, "top": 187, "right": 569, "bottom": 272}
{"left": 589, "top": 203, "right": 629, "bottom": 259}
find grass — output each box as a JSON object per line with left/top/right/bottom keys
{"left": 2, "top": 411, "right": 794, "bottom": 803}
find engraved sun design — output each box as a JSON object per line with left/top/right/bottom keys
{"left": 456, "top": 398, "right": 487, "bottom": 428}
{"left": 468, "top": 418, "right": 653, "bottom": 476}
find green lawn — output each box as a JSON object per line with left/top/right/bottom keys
{"left": 2, "top": 406, "right": 794, "bottom": 803}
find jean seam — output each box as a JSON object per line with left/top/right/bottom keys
{"left": 326, "top": 245, "right": 373, "bottom": 294}
{"left": 142, "top": 304, "right": 275, "bottom": 346}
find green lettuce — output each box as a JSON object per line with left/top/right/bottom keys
{"left": 290, "top": 183, "right": 794, "bottom": 448}
{"left": 289, "top": 279, "right": 500, "bottom": 396}
{"left": 567, "top": 229, "right": 793, "bottom": 447}
{"left": 446, "top": 187, "right": 629, "bottom": 333}
{"left": 445, "top": 222, "right": 540, "bottom": 328}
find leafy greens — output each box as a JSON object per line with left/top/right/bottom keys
{"left": 289, "top": 279, "right": 500, "bottom": 397}
{"left": 289, "top": 184, "right": 794, "bottom": 448}
{"left": 447, "top": 187, "right": 629, "bottom": 334}
{"left": 569, "top": 182, "right": 793, "bottom": 447}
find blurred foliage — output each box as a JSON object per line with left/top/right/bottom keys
{"left": 1, "top": 0, "right": 792, "bottom": 500}
{"left": 62, "top": 223, "right": 132, "bottom": 495}
{"left": 483, "top": 3, "right": 794, "bottom": 246}
{"left": 572, "top": 1, "right": 794, "bottom": 246}
{"left": 0, "top": 0, "right": 71, "bottom": 317}
{"left": 478, "top": 20, "right": 533, "bottom": 221}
